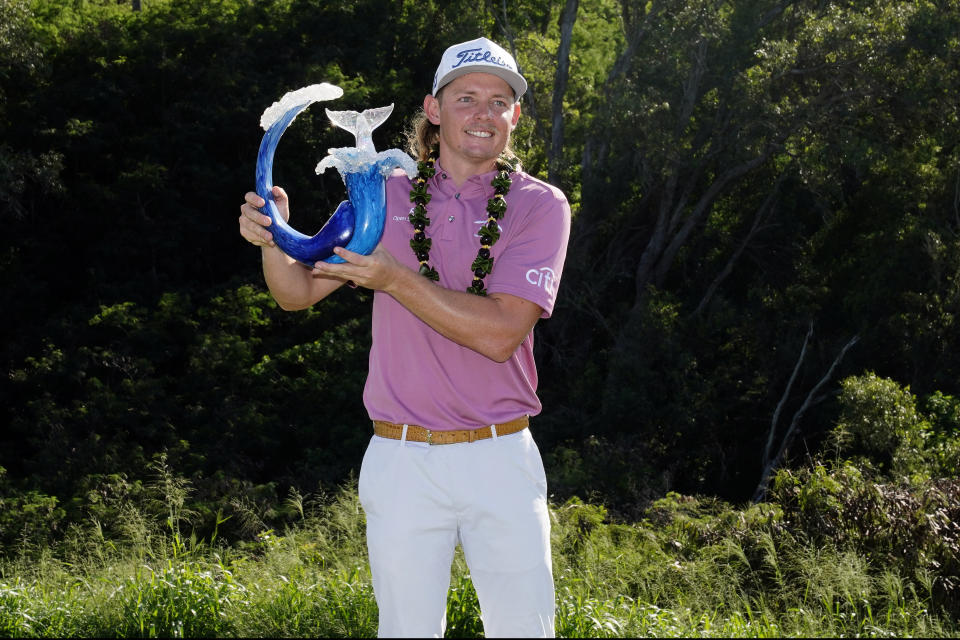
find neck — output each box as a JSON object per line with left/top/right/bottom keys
{"left": 436, "top": 151, "right": 499, "bottom": 187}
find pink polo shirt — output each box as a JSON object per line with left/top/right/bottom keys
{"left": 362, "top": 162, "right": 571, "bottom": 431}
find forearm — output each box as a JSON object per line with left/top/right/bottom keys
{"left": 262, "top": 245, "right": 343, "bottom": 310}
{"left": 383, "top": 267, "right": 533, "bottom": 362}
{"left": 311, "top": 245, "right": 542, "bottom": 360}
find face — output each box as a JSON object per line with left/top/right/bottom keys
{"left": 424, "top": 72, "right": 521, "bottom": 175}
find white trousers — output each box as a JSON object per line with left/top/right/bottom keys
{"left": 358, "top": 427, "right": 555, "bottom": 638}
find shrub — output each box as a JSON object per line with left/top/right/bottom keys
{"left": 833, "top": 373, "right": 922, "bottom": 472}
{"left": 0, "top": 467, "right": 65, "bottom": 555}
{"left": 833, "top": 374, "right": 960, "bottom": 481}
{"left": 919, "top": 391, "right": 960, "bottom": 477}
{"left": 771, "top": 462, "right": 960, "bottom": 614}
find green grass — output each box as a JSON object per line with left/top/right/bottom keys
{"left": 0, "top": 482, "right": 956, "bottom": 638}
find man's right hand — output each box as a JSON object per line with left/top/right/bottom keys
{"left": 238, "top": 185, "right": 345, "bottom": 310}
{"left": 239, "top": 185, "right": 290, "bottom": 248}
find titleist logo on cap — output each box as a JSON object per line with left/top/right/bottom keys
{"left": 451, "top": 47, "right": 514, "bottom": 71}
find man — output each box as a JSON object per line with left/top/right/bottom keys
{"left": 238, "top": 37, "right": 571, "bottom": 638}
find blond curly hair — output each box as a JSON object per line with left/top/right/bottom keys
{"left": 405, "top": 93, "right": 522, "bottom": 171}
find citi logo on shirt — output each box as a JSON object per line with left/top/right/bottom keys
{"left": 526, "top": 267, "right": 556, "bottom": 295}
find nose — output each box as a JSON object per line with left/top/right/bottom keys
{"left": 472, "top": 102, "right": 494, "bottom": 119}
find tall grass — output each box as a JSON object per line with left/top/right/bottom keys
{"left": 0, "top": 468, "right": 956, "bottom": 638}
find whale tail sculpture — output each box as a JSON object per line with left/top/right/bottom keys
{"left": 325, "top": 105, "right": 394, "bottom": 154}
{"left": 254, "top": 83, "right": 416, "bottom": 266}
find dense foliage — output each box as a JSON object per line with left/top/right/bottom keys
{"left": 0, "top": 472, "right": 957, "bottom": 637}
{"left": 2, "top": 0, "right": 959, "bottom": 621}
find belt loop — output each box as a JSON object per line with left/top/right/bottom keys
{"left": 401, "top": 424, "right": 409, "bottom": 447}
{"left": 490, "top": 424, "right": 498, "bottom": 440}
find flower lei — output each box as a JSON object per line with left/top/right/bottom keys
{"left": 408, "top": 155, "right": 512, "bottom": 296}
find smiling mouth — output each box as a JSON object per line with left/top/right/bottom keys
{"left": 467, "top": 130, "right": 493, "bottom": 138}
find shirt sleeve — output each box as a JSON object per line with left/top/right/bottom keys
{"left": 484, "top": 179, "right": 572, "bottom": 318}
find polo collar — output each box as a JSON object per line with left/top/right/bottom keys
{"left": 430, "top": 160, "right": 499, "bottom": 200}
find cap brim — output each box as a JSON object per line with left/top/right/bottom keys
{"left": 434, "top": 66, "right": 527, "bottom": 100}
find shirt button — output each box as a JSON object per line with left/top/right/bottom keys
{"left": 455, "top": 193, "right": 461, "bottom": 199}
{"left": 442, "top": 173, "right": 448, "bottom": 179}
{"left": 448, "top": 215, "right": 455, "bottom": 222}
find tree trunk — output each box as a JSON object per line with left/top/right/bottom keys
{"left": 752, "top": 332, "right": 860, "bottom": 502}
{"left": 497, "top": 0, "right": 538, "bottom": 143}
{"left": 548, "top": 0, "right": 579, "bottom": 186}
{"left": 693, "top": 183, "right": 778, "bottom": 316}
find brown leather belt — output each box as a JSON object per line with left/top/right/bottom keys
{"left": 372, "top": 415, "right": 529, "bottom": 445}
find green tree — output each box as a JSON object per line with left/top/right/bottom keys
{"left": 538, "top": 0, "right": 960, "bottom": 503}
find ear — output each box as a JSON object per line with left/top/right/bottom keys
{"left": 424, "top": 94, "right": 441, "bottom": 125}
{"left": 509, "top": 102, "right": 521, "bottom": 129}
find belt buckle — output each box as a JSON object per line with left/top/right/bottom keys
{"left": 426, "top": 429, "right": 434, "bottom": 445}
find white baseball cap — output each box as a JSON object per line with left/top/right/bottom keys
{"left": 432, "top": 37, "right": 527, "bottom": 100}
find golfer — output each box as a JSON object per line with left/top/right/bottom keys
{"left": 238, "top": 37, "right": 571, "bottom": 637}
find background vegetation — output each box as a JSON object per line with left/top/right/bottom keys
{"left": 1, "top": 0, "right": 958, "bottom": 634}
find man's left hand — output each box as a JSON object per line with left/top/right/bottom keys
{"left": 312, "top": 243, "right": 404, "bottom": 292}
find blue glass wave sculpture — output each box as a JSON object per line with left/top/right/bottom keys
{"left": 255, "top": 84, "right": 416, "bottom": 265}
